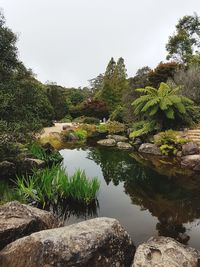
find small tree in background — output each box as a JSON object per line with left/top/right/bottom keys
{"left": 148, "top": 62, "right": 179, "bottom": 88}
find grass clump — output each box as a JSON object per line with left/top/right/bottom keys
{"left": 16, "top": 165, "right": 100, "bottom": 207}
{"left": 30, "top": 142, "right": 63, "bottom": 165}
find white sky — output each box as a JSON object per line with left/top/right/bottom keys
{"left": 1, "top": 0, "right": 200, "bottom": 87}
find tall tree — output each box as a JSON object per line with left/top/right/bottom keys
{"left": 148, "top": 62, "right": 179, "bottom": 88}
{"left": 0, "top": 11, "right": 18, "bottom": 80}
{"left": 99, "top": 57, "right": 128, "bottom": 112}
{"left": 166, "top": 13, "right": 200, "bottom": 64}
{"left": 99, "top": 57, "right": 118, "bottom": 112}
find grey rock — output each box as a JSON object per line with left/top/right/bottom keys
{"left": 133, "top": 236, "right": 200, "bottom": 267}
{"left": 182, "top": 142, "right": 200, "bottom": 156}
{"left": 0, "top": 201, "right": 61, "bottom": 249}
{"left": 138, "top": 143, "right": 162, "bottom": 155}
{"left": 181, "top": 154, "right": 200, "bottom": 171}
{"left": 0, "top": 161, "right": 15, "bottom": 178}
{"left": 107, "top": 134, "right": 128, "bottom": 142}
{"left": 117, "top": 142, "right": 132, "bottom": 150}
{"left": 176, "top": 151, "right": 182, "bottom": 157}
{"left": 23, "top": 158, "right": 45, "bottom": 169}
{"left": 97, "top": 138, "right": 116, "bottom": 146}
{"left": 0, "top": 217, "right": 135, "bottom": 267}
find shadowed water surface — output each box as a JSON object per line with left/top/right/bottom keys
{"left": 60, "top": 147, "right": 200, "bottom": 249}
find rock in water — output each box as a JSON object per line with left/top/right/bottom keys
{"left": 117, "top": 142, "right": 132, "bottom": 150}
{"left": 138, "top": 143, "right": 162, "bottom": 155}
{"left": 181, "top": 154, "right": 200, "bottom": 171}
{"left": 0, "top": 217, "right": 135, "bottom": 267}
{"left": 182, "top": 142, "right": 200, "bottom": 156}
{"left": 133, "top": 236, "right": 200, "bottom": 267}
{"left": 97, "top": 139, "right": 116, "bottom": 146}
{"left": 0, "top": 201, "right": 60, "bottom": 249}
{"left": 107, "top": 135, "right": 128, "bottom": 142}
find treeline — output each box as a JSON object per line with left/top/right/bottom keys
{"left": 1, "top": 10, "right": 200, "bottom": 157}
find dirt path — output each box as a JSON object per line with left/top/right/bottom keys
{"left": 40, "top": 123, "right": 73, "bottom": 138}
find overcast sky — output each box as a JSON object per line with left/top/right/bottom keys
{"left": 0, "top": 0, "right": 200, "bottom": 87}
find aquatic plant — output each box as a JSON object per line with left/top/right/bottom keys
{"left": 16, "top": 165, "right": 100, "bottom": 207}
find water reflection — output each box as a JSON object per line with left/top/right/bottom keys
{"left": 86, "top": 147, "right": 200, "bottom": 246}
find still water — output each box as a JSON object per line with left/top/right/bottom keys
{"left": 60, "top": 146, "right": 200, "bottom": 249}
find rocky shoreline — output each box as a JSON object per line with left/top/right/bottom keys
{"left": 0, "top": 201, "right": 199, "bottom": 267}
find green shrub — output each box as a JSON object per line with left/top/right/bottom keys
{"left": 16, "top": 165, "right": 100, "bottom": 206}
{"left": 154, "top": 129, "right": 189, "bottom": 156}
{"left": 110, "top": 106, "right": 124, "bottom": 122}
{"left": 30, "top": 142, "right": 63, "bottom": 165}
{"left": 129, "top": 120, "right": 159, "bottom": 139}
{"left": 74, "top": 129, "right": 88, "bottom": 141}
{"left": 60, "top": 114, "right": 72, "bottom": 123}
{"left": 96, "top": 123, "right": 108, "bottom": 133}
{"left": 79, "top": 124, "right": 97, "bottom": 137}
{"left": 107, "top": 121, "right": 125, "bottom": 134}
{"left": 160, "top": 144, "right": 177, "bottom": 156}
{"left": 83, "top": 117, "right": 100, "bottom": 124}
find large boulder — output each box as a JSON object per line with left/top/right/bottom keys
{"left": 0, "top": 217, "right": 135, "bottom": 267}
{"left": 138, "top": 143, "right": 162, "bottom": 156}
{"left": 182, "top": 142, "right": 200, "bottom": 156}
{"left": 181, "top": 154, "right": 200, "bottom": 171}
{"left": 117, "top": 142, "right": 132, "bottom": 150}
{"left": 97, "top": 139, "right": 116, "bottom": 146}
{"left": 133, "top": 236, "right": 200, "bottom": 267}
{"left": 0, "top": 201, "right": 61, "bottom": 249}
{"left": 107, "top": 135, "right": 128, "bottom": 142}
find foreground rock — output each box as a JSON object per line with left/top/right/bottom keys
{"left": 182, "top": 142, "right": 200, "bottom": 156}
{"left": 107, "top": 134, "right": 128, "bottom": 142}
{"left": 117, "top": 142, "right": 132, "bottom": 150}
{"left": 0, "top": 217, "right": 135, "bottom": 267}
{"left": 138, "top": 143, "right": 162, "bottom": 155}
{"left": 23, "top": 157, "right": 45, "bottom": 170}
{"left": 97, "top": 138, "right": 116, "bottom": 146}
{"left": 133, "top": 236, "right": 200, "bottom": 267}
{"left": 0, "top": 201, "right": 60, "bottom": 249}
{"left": 181, "top": 154, "right": 200, "bottom": 171}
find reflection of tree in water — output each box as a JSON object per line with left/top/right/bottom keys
{"left": 87, "top": 147, "right": 136, "bottom": 185}
{"left": 87, "top": 147, "right": 200, "bottom": 245}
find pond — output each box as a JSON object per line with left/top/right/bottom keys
{"left": 60, "top": 146, "right": 200, "bottom": 249}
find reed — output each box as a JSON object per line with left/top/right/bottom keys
{"left": 16, "top": 165, "right": 100, "bottom": 207}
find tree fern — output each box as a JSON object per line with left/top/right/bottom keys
{"left": 132, "top": 82, "right": 195, "bottom": 130}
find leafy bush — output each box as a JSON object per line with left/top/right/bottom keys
{"left": 110, "top": 105, "right": 124, "bottom": 122}
{"left": 106, "top": 121, "right": 125, "bottom": 134}
{"left": 96, "top": 123, "right": 108, "bottom": 134}
{"left": 30, "top": 143, "right": 63, "bottom": 165}
{"left": 129, "top": 120, "right": 159, "bottom": 139}
{"left": 79, "top": 124, "right": 98, "bottom": 137}
{"left": 16, "top": 165, "right": 100, "bottom": 206}
{"left": 82, "top": 117, "right": 100, "bottom": 124}
{"left": 60, "top": 114, "right": 72, "bottom": 123}
{"left": 154, "top": 129, "right": 189, "bottom": 156}
{"left": 160, "top": 144, "right": 177, "bottom": 156}
{"left": 74, "top": 129, "right": 88, "bottom": 141}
